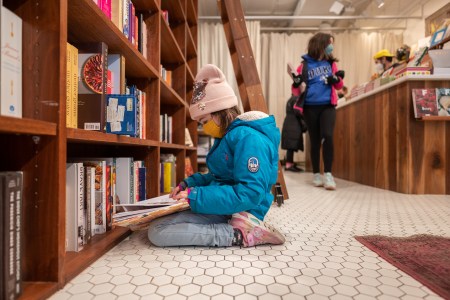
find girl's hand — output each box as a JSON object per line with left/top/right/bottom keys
{"left": 169, "top": 185, "right": 181, "bottom": 198}
{"left": 172, "top": 190, "right": 189, "bottom": 201}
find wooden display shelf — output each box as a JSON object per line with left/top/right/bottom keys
{"left": 161, "top": 16, "right": 185, "bottom": 65}
{"left": 19, "top": 282, "right": 59, "bottom": 300}
{"left": 161, "top": 0, "right": 186, "bottom": 22}
{"left": 186, "top": 26, "right": 198, "bottom": 60}
{"left": 66, "top": 128, "right": 160, "bottom": 147}
{"left": 67, "top": 0, "right": 158, "bottom": 79}
{"left": 186, "top": 0, "right": 198, "bottom": 26}
{"left": 160, "top": 80, "right": 185, "bottom": 107}
{"left": 63, "top": 227, "right": 131, "bottom": 283}
{"left": 132, "top": 0, "right": 159, "bottom": 12}
{"left": 418, "top": 116, "right": 450, "bottom": 121}
{"left": 0, "top": 116, "right": 57, "bottom": 136}
{"left": 160, "top": 142, "right": 189, "bottom": 150}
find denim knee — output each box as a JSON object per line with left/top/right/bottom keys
{"left": 147, "top": 221, "right": 166, "bottom": 247}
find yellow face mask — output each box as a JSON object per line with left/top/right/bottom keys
{"left": 203, "top": 119, "right": 224, "bottom": 138}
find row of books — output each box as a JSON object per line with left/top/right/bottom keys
{"left": 1, "top": 6, "right": 22, "bottom": 118}
{"left": 66, "top": 42, "right": 147, "bottom": 138}
{"left": 65, "top": 157, "right": 146, "bottom": 252}
{"left": 160, "top": 113, "right": 173, "bottom": 143}
{"left": 412, "top": 88, "right": 450, "bottom": 118}
{"left": 92, "top": 0, "right": 149, "bottom": 58}
{"left": 1, "top": 172, "right": 22, "bottom": 300}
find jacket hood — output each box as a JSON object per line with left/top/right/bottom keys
{"left": 302, "top": 54, "right": 315, "bottom": 62}
{"left": 228, "top": 111, "right": 280, "bottom": 147}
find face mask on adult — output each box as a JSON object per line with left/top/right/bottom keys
{"left": 375, "top": 63, "right": 384, "bottom": 74}
{"left": 325, "top": 44, "right": 334, "bottom": 55}
{"left": 203, "top": 119, "right": 224, "bottom": 138}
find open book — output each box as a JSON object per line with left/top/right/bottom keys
{"left": 113, "top": 194, "right": 190, "bottom": 230}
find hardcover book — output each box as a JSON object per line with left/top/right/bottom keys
{"left": 66, "top": 163, "right": 84, "bottom": 252}
{"left": 77, "top": 42, "right": 108, "bottom": 131}
{"left": 107, "top": 54, "right": 126, "bottom": 94}
{"left": 436, "top": 88, "right": 450, "bottom": 116}
{"left": 412, "top": 89, "right": 438, "bottom": 118}
{"left": 1, "top": 6, "right": 22, "bottom": 118}
{"left": 106, "top": 94, "right": 137, "bottom": 136}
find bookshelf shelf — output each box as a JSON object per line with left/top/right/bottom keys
{"left": 1, "top": 0, "right": 198, "bottom": 298}
{"left": 66, "top": 128, "right": 161, "bottom": 147}
{"left": 68, "top": 0, "right": 159, "bottom": 79}
{"left": 132, "top": 0, "right": 159, "bottom": 12}
{"left": 0, "top": 116, "right": 57, "bottom": 135}
{"left": 21, "top": 282, "right": 59, "bottom": 300}
{"left": 161, "top": 0, "right": 186, "bottom": 22}
{"left": 161, "top": 17, "right": 185, "bottom": 65}
{"left": 160, "top": 80, "right": 185, "bottom": 107}
{"left": 418, "top": 116, "right": 450, "bottom": 121}
{"left": 64, "top": 227, "right": 131, "bottom": 283}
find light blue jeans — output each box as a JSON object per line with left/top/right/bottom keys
{"left": 147, "top": 210, "right": 234, "bottom": 247}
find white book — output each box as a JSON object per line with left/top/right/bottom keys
{"left": 115, "top": 157, "right": 134, "bottom": 205}
{"left": 66, "top": 163, "right": 84, "bottom": 252}
{"left": 1, "top": 6, "right": 22, "bottom": 118}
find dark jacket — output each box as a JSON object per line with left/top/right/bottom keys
{"left": 281, "top": 96, "right": 307, "bottom": 151}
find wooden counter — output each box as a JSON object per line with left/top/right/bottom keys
{"left": 333, "top": 75, "right": 450, "bottom": 194}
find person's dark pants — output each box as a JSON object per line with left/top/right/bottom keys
{"left": 286, "top": 149, "right": 294, "bottom": 163}
{"left": 303, "top": 105, "right": 336, "bottom": 174}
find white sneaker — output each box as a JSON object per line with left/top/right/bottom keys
{"left": 324, "top": 172, "right": 336, "bottom": 190}
{"left": 312, "top": 173, "right": 323, "bottom": 187}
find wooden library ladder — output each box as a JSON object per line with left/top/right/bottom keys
{"left": 218, "top": 0, "right": 289, "bottom": 200}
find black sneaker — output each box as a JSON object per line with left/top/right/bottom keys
{"left": 285, "top": 165, "right": 302, "bottom": 172}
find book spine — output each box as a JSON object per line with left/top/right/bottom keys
{"left": 122, "top": 0, "right": 129, "bottom": 39}
{"left": 101, "top": 44, "right": 108, "bottom": 132}
{"left": 14, "top": 172, "right": 22, "bottom": 297}
{"left": 101, "top": 162, "right": 107, "bottom": 233}
{"left": 105, "top": 165, "right": 112, "bottom": 231}
{"left": 2, "top": 173, "right": 17, "bottom": 300}
{"left": 1, "top": 6, "right": 23, "bottom": 118}
{"left": 84, "top": 167, "right": 92, "bottom": 242}
{"left": 138, "top": 167, "right": 146, "bottom": 201}
{"left": 66, "top": 43, "right": 72, "bottom": 128}
{"left": 71, "top": 44, "right": 78, "bottom": 129}
{"left": 77, "top": 164, "right": 84, "bottom": 250}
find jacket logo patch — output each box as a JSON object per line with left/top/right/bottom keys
{"left": 248, "top": 157, "right": 259, "bottom": 173}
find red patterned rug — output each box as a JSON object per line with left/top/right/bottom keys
{"left": 355, "top": 234, "right": 450, "bottom": 299}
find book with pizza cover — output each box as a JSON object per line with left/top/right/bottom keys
{"left": 436, "top": 88, "right": 450, "bottom": 116}
{"left": 411, "top": 89, "right": 438, "bottom": 118}
{"left": 77, "top": 42, "right": 108, "bottom": 131}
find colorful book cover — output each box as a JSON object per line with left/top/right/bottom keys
{"left": 107, "top": 54, "right": 126, "bottom": 94}
{"left": 70, "top": 43, "right": 79, "bottom": 129}
{"left": 411, "top": 89, "right": 438, "bottom": 118}
{"left": 1, "top": 6, "right": 22, "bottom": 118}
{"left": 106, "top": 94, "right": 137, "bottom": 136}
{"left": 122, "top": 0, "right": 130, "bottom": 39}
{"left": 83, "top": 161, "right": 106, "bottom": 235}
{"left": 77, "top": 42, "right": 108, "bottom": 131}
{"left": 101, "top": 0, "right": 112, "bottom": 19}
{"left": 66, "top": 163, "right": 83, "bottom": 251}
{"left": 66, "top": 43, "right": 73, "bottom": 128}
{"left": 105, "top": 165, "right": 112, "bottom": 231}
{"left": 436, "top": 88, "right": 450, "bottom": 116}
{"left": 84, "top": 166, "right": 95, "bottom": 242}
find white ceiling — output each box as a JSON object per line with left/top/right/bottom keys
{"left": 198, "top": 0, "right": 426, "bottom": 31}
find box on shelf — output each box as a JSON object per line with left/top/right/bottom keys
{"left": 428, "top": 49, "right": 450, "bottom": 75}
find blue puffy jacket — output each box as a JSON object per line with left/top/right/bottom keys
{"left": 185, "top": 111, "right": 280, "bottom": 221}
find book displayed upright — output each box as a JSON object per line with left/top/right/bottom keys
{"left": 411, "top": 89, "right": 438, "bottom": 118}
{"left": 77, "top": 42, "right": 108, "bottom": 131}
{"left": 106, "top": 94, "right": 137, "bottom": 136}
{"left": 1, "top": 6, "right": 22, "bottom": 118}
{"left": 436, "top": 88, "right": 450, "bottom": 116}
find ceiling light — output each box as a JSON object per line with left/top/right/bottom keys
{"left": 329, "top": 1, "right": 345, "bottom": 15}
{"left": 376, "top": 0, "right": 385, "bottom": 8}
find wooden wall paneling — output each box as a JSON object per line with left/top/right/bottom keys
{"left": 423, "top": 121, "right": 446, "bottom": 194}
{"left": 333, "top": 107, "right": 345, "bottom": 179}
{"left": 394, "top": 83, "right": 409, "bottom": 193}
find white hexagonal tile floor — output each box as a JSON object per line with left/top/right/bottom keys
{"left": 50, "top": 172, "right": 450, "bottom": 299}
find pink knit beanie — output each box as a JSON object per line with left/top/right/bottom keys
{"left": 189, "top": 64, "right": 238, "bottom": 121}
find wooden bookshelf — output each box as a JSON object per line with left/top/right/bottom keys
{"left": 418, "top": 116, "right": 450, "bottom": 121}
{"left": 0, "top": 0, "right": 198, "bottom": 298}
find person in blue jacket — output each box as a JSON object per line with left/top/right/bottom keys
{"left": 148, "top": 64, "right": 285, "bottom": 247}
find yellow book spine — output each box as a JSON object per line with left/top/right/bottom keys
{"left": 71, "top": 44, "right": 79, "bottom": 128}
{"left": 66, "top": 43, "right": 72, "bottom": 128}
{"left": 163, "top": 162, "right": 171, "bottom": 193}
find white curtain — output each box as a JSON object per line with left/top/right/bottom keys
{"left": 198, "top": 22, "right": 402, "bottom": 161}
{"left": 198, "top": 21, "right": 261, "bottom": 111}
